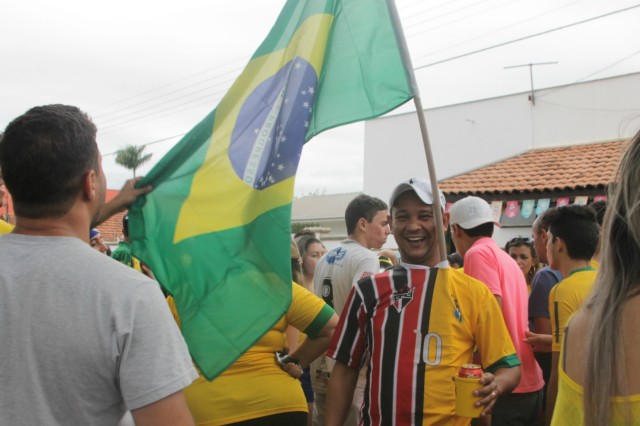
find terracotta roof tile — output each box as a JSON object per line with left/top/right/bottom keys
{"left": 439, "top": 140, "right": 629, "bottom": 197}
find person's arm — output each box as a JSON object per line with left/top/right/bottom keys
{"left": 282, "top": 314, "right": 339, "bottom": 378}
{"left": 533, "top": 316, "right": 552, "bottom": 335}
{"left": 523, "top": 331, "right": 552, "bottom": 353}
{"left": 130, "top": 390, "right": 194, "bottom": 426}
{"left": 473, "top": 367, "right": 521, "bottom": 417}
{"left": 545, "top": 351, "right": 560, "bottom": 426}
{"left": 325, "top": 361, "right": 359, "bottom": 426}
{"left": 95, "top": 177, "right": 152, "bottom": 226}
{"left": 290, "top": 314, "right": 338, "bottom": 368}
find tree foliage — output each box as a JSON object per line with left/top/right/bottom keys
{"left": 291, "top": 222, "right": 320, "bottom": 234}
{"left": 115, "top": 145, "right": 153, "bottom": 178}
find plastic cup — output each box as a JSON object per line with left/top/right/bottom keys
{"left": 454, "top": 376, "right": 483, "bottom": 418}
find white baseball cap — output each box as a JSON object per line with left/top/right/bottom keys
{"left": 449, "top": 196, "right": 500, "bottom": 229}
{"left": 389, "top": 178, "right": 446, "bottom": 210}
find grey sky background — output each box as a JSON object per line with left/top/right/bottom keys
{"left": 2, "top": 0, "right": 639, "bottom": 195}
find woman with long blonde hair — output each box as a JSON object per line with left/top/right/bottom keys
{"left": 552, "top": 129, "right": 640, "bottom": 425}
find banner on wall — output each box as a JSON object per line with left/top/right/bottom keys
{"left": 521, "top": 200, "right": 535, "bottom": 219}
{"left": 490, "top": 201, "right": 503, "bottom": 223}
{"left": 536, "top": 199, "right": 551, "bottom": 216}
{"left": 505, "top": 200, "right": 519, "bottom": 218}
{"left": 500, "top": 200, "right": 536, "bottom": 227}
{"left": 574, "top": 196, "right": 588, "bottom": 205}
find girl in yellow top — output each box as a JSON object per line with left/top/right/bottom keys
{"left": 552, "top": 129, "right": 640, "bottom": 425}
{"left": 170, "top": 282, "right": 337, "bottom": 426}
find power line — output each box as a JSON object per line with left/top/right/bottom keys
{"left": 93, "top": 2, "right": 640, "bottom": 137}
{"left": 409, "top": 0, "right": 583, "bottom": 61}
{"left": 102, "top": 133, "right": 186, "bottom": 157}
{"left": 89, "top": 57, "right": 247, "bottom": 116}
{"left": 403, "top": 0, "right": 517, "bottom": 33}
{"left": 414, "top": 3, "right": 640, "bottom": 70}
{"left": 537, "top": 49, "right": 640, "bottom": 98}
{"left": 93, "top": 66, "right": 242, "bottom": 123}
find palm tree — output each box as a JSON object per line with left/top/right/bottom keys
{"left": 115, "top": 145, "right": 152, "bottom": 178}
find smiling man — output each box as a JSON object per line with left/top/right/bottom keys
{"left": 310, "top": 193, "right": 391, "bottom": 426}
{"left": 325, "top": 178, "right": 521, "bottom": 426}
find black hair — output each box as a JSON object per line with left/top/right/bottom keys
{"left": 545, "top": 205, "right": 599, "bottom": 260}
{"left": 447, "top": 252, "right": 464, "bottom": 267}
{"left": 589, "top": 200, "right": 607, "bottom": 227}
{"left": 344, "top": 194, "right": 388, "bottom": 235}
{"left": 459, "top": 222, "right": 494, "bottom": 238}
{"left": 0, "top": 105, "right": 98, "bottom": 218}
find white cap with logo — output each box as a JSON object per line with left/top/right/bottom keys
{"left": 449, "top": 196, "right": 501, "bottom": 229}
{"left": 389, "top": 178, "right": 446, "bottom": 210}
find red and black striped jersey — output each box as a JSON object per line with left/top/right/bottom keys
{"left": 327, "top": 264, "right": 519, "bottom": 426}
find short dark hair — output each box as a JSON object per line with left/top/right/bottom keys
{"left": 344, "top": 194, "right": 388, "bottom": 235}
{"left": 459, "top": 222, "right": 494, "bottom": 238}
{"left": 447, "top": 252, "right": 464, "bottom": 267}
{"left": 545, "top": 205, "right": 599, "bottom": 260}
{"left": 533, "top": 209, "right": 550, "bottom": 234}
{"left": 0, "top": 105, "right": 98, "bottom": 218}
{"left": 589, "top": 200, "right": 607, "bottom": 227}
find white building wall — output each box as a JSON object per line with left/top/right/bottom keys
{"left": 364, "top": 72, "right": 640, "bottom": 248}
{"left": 364, "top": 72, "right": 640, "bottom": 205}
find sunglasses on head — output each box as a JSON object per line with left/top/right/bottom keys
{"left": 506, "top": 236, "right": 533, "bottom": 249}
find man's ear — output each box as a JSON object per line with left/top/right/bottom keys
{"left": 84, "top": 169, "right": 97, "bottom": 201}
{"left": 443, "top": 211, "right": 450, "bottom": 229}
{"left": 540, "top": 230, "right": 549, "bottom": 245}
{"left": 357, "top": 217, "right": 368, "bottom": 232}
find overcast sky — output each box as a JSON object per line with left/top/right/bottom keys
{"left": 2, "top": 0, "right": 639, "bottom": 195}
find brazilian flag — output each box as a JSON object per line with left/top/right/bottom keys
{"left": 129, "top": 0, "right": 415, "bottom": 380}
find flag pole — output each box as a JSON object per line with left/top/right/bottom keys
{"left": 386, "top": 0, "right": 448, "bottom": 263}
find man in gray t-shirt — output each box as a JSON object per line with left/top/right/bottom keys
{"left": 0, "top": 105, "right": 197, "bottom": 426}
{"left": 311, "top": 194, "right": 390, "bottom": 426}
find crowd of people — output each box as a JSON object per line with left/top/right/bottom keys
{"left": 1, "top": 103, "right": 640, "bottom": 426}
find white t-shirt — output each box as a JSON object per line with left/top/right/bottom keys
{"left": 0, "top": 234, "right": 198, "bottom": 426}
{"left": 311, "top": 239, "right": 378, "bottom": 395}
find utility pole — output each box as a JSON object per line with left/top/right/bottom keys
{"left": 504, "top": 61, "right": 558, "bottom": 105}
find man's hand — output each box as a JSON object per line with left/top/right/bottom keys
{"left": 523, "top": 331, "right": 552, "bottom": 353}
{"left": 474, "top": 366, "right": 521, "bottom": 417}
{"left": 472, "top": 372, "right": 500, "bottom": 416}
{"left": 96, "top": 177, "right": 153, "bottom": 226}
{"left": 109, "top": 177, "right": 153, "bottom": 212}
{"left": 280, "top": 361, "right": 304, "bottom": 379}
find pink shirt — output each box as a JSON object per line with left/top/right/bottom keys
{"left": 464, "top": 237, "right": 543, "bottom": 393}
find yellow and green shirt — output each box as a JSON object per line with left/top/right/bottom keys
{"left": 549, "top": 267, "right": 596, "bottom": 352}
{"left": 171, "top": 283, "right": 333, "bottom": 425}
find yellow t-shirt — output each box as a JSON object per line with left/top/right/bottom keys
{"left": 172, "top": 284, "right": 334, "bottom": 425}
{"left": 0, "top": 219, "right": 13, "bottom": 234}
{"left": 552, "top": 337, "right": 640, "bottom": 424}
{"left": 327, "top": 266, "right": 520, "bottom": 425}
{"left": 549, "top": 268, "right": 596, "bottom": 352}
